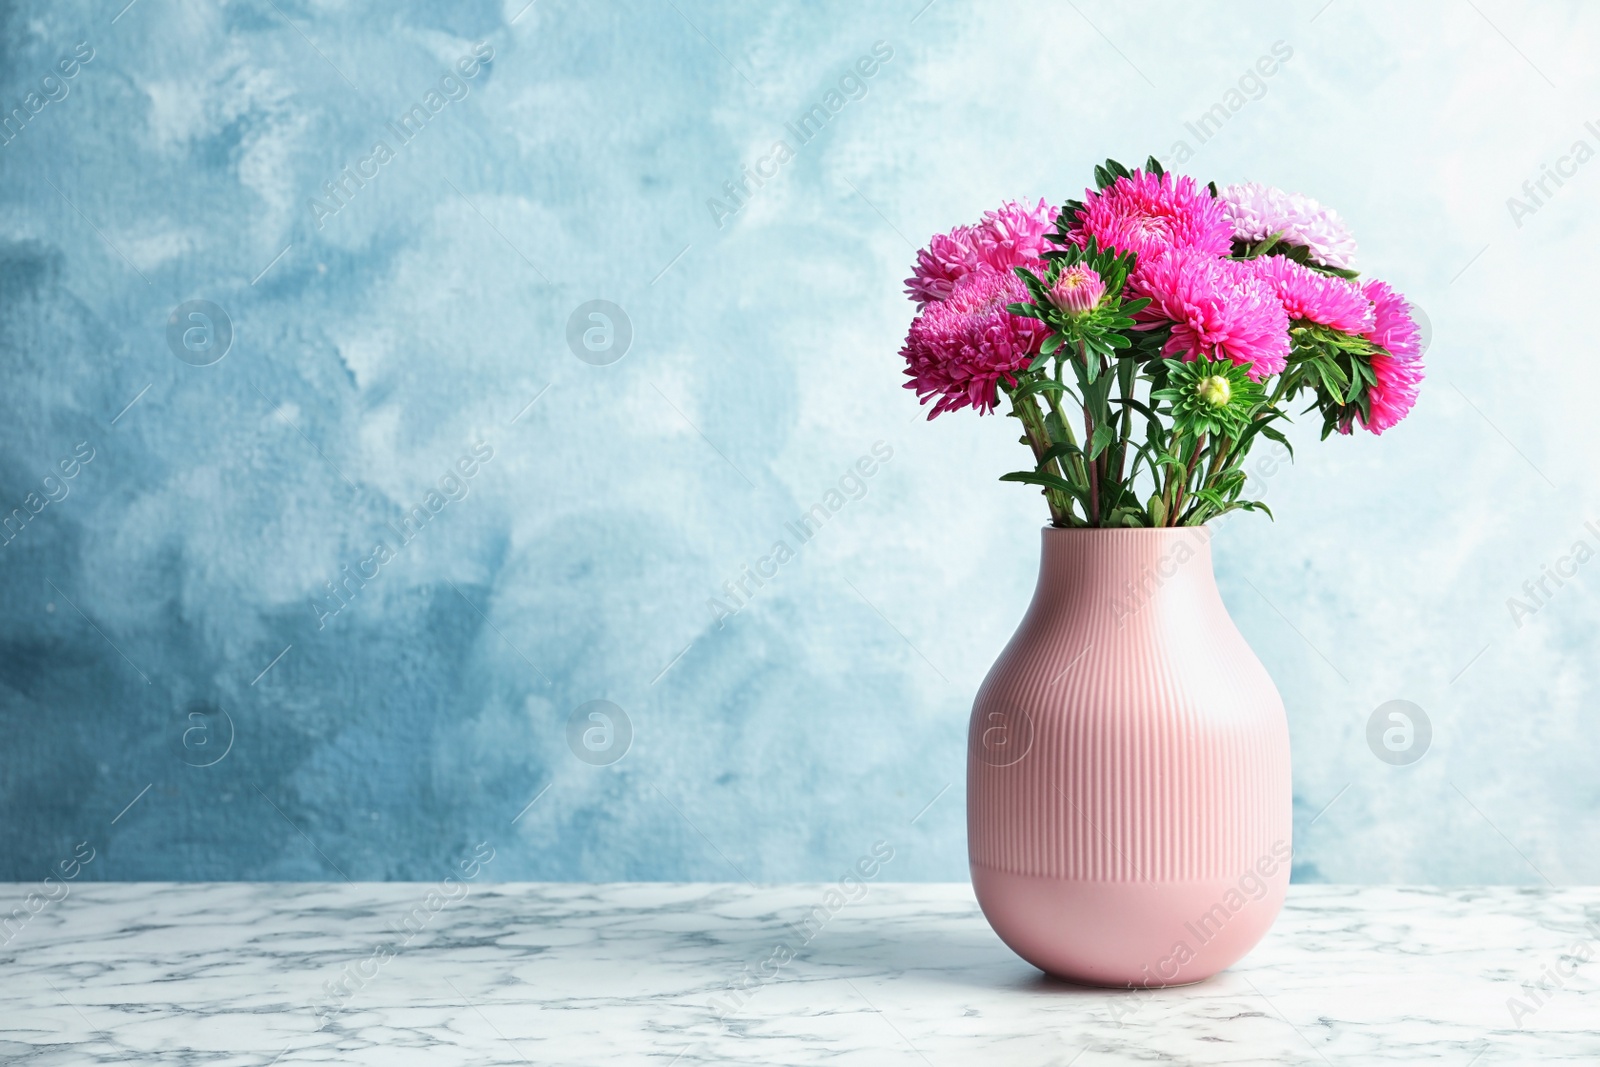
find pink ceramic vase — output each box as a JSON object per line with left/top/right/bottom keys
{"left": 968, "top": 527, "right": 1292, "bottom": 987}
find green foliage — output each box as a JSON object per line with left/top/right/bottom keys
{"left": 1279, "top": 324, "right": 1380, "bottom": 438}
{"left": 1231, "top": 235, "right": 1361, "bottom": 279}
{"left": 1151, "top": 356, "right": 1266, "bottom": 440}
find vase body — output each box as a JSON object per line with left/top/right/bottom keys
{"left": 968, "top": 527, "right": 1291, "bottom": 987}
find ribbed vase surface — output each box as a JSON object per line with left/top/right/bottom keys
{"left": 968, "top": 527, "right": 1292, "bottom": 986}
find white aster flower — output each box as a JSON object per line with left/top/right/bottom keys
{"left": 1220, "top": 182, "right": 1358, "bottom": 270}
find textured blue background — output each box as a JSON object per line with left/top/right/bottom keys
{"left": 1, "top": 0, "right": 1594, "bottom": 884}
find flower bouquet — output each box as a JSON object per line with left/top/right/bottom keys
{"left": 922, "top": 158, "right": 1424, "bottom": 985}
{"left": 901, "top": 157, "right": 1423, "bottom": 528}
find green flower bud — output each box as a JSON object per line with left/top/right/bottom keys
{"left": 1195, "top": 375, "right": 1232, "bottom": 408}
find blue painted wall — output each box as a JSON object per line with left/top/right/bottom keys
{"left": 1, "top": 0, "right": 1594, "bottom": 884}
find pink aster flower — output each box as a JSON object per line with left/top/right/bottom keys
{"left": 968, "top": 198, "right": 1056, "bottom": 273}
{"left": 1220, "top": 183, "right": 1358, "bottom": 270}
{"left": 1361, "top": 280, "right": 1422, "bottom": 363}
{"left": 1072, "top": 170, "right": 1234, "bottom": 264}
{"left": 1133, "top": 248, "right": 1290, "bottom": 380}
{"left": 904, "top": 200, "right": 1056, "bottom": 306}
{"left": 1250, "top": 255, "right": 1375, "bottom": 334}
{"left": 1349, "top": 280, "right": 1424, "bottom": 434}
{"left": 901, "top": 267, "right": 1049, "bottom": 418}
{"left": 1047, "top": 264, "right": 1106, "bottom": 315}
{"left": 905, "top": 225, "right": 977, "bottom": 305}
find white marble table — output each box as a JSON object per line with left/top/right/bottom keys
{"left": 2, "top": 882, "right": 1597, "bottom": 1064}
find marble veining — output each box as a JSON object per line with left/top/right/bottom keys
{"left": 2, "top": 882, "right": 1597, "bottom": 1064}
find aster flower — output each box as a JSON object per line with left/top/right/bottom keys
{"left": 968, "top": 198, "right": 1056, "bottom": 273}
{"left": 1152, "top": 355, "right": 1266, "bottom": 441}
{"left": 901, "top": 268, "right": 1050, "bottom": 418}
{"left": 904, "top": 200, "right": 1056, "bottom": 306}
{"left": 1047, "top": 264, "right": 1106, "bottom": 315}
{"left": 1351, "top": 280, "right": 1424, "bottom": 434}
{"left": 1072, "top": 170, "right": 1234, "bottom": 264}
{"left": 1133, "top": 248, "right": 1290, "bottom": 380}
{"left": 892, "top": 157, "right": 1420, "bottom": 530}
{"left": 1250, "top": 255, "right": 1375, "bottom": 334}
{"left": 904, "top": 226, "right": 977, "bottom": 305}
{"left": 1221, "top": 183, "right": 1358, "bottom": 270}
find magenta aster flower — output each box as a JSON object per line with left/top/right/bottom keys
{"left": 902, "top": 267, "right": 1049, "bottom": 418}
{"left": 1349, "top": 279, "right": 1424, "bottom": 434}
{"left": 1250, "top": 255, "right": 1375, "bottom": 334}
{"left": 1072, "top": 170, "right": 1234, "bottom": 264}
{"left": 1220, "top": 183, "right": 1358, "bottom": 270}
{"left": 1047, "top": 264, "right": 1106, "bottom": 315}
{"left": 1133, "top": 248, "right": 1290, "bottom": 380}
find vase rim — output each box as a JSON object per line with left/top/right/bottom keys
{"left": 1039, "top": 524, "right": 1213, "bottom": 535}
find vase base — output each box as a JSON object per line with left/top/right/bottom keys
{"left": 970, "top": 861, "right": 1287, "bottom": 987}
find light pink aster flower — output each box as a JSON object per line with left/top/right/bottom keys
{"left": 1220, "top": 183, "right": 1358, "bottom": 270}
{"left": 1047, "top": 264, "right": 1106, "bottom": 315}
{"left": 1349, "top": 279, "right": 1424, "bottom": 434}
{"left": 901, "top": 268, "right": 1049, "bottom": 418}
{"left": 1072, "top": 170, "right": 1234, "bottom": 264}
{"left": 1250, "top": 255, "right": 1375, "bottom": 334}
{"left": 1133, "top": 248, "right": 1290, "bottom": 380}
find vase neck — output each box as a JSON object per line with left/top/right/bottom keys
{"left": 1033, "top": 526, "right": 1220, "bottom": 631}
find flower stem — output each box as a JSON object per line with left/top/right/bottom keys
{"left": 1007, "top": 386, "right": 1072, "bottom": 526}
{"left": 1170, "top": 433, "right": 1206, "bottom": 524}
{"left": 1083, "top": 403, "right": 1100, "bottom": 525}
{"left": 1077, "top": 339, "right": 1101, "bottom": 525}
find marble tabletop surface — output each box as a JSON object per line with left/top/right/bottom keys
{"left": 2, "top": 881, "right": 1597, "bottom": 1065}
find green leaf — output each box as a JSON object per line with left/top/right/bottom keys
{"left": 1014, "top": 376, "right": 1066, "bottom": 399}
{"left": 1039, "top": 441, "right": 1082, "bottom": 465}
{"left": 1089, "top": 424, "right": 1117, "bottom": 459}
{"left": 1258, "top": 424, "right": 1293, "bottom": 457}
{"left": 999, "top": 470, "right": 1089, "bottom": 507}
